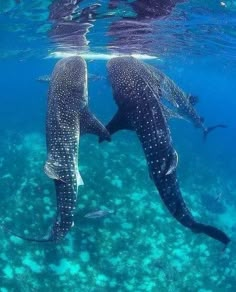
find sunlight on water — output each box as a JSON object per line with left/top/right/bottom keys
{"left": 48, "top": 51, "right": 160, "bottom": 60}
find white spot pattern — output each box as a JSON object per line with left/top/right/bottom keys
{"left": 108, "top": 56, "right": 195, "bottom": 228}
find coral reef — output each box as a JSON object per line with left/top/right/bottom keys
{"left": 0, "top": 131, "right": 235, "bottom": 291}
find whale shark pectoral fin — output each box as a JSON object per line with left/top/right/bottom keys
{"left": 44, "top": 161, "right": 66, "bottom": 183}
{"left": 106, "top": 109, "right": 133, "bottom": 136}
{"left": 165, "top": 150, "right": 178, "bottom": 175}
{"left": 80, "top": 108, "right": 111, "bottom": 142}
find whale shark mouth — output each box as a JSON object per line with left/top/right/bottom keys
{"left": 47, "top": 51, "right": 160, "bottom": 61}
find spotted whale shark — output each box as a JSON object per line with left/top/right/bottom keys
{"left": 104, "top": 56, "right": 230, "bottom": 245}
{"left": 143, "top": 62, "right": 227, "bottom": 139}
{"left": 6, "top": 56, "right": 110, "bottom": 242}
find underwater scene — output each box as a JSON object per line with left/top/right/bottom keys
{"left": 0, "top": 0, "right": 236, "bottom": 291}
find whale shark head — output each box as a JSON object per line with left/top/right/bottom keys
{"left": 107, "top": 56, "right": 162, "bottom": 112}
{"left": 107, "top": 56, "right": 148, "bottom": 107}
{"left": 50, "top": 56, "right": 88, "bottom": 111}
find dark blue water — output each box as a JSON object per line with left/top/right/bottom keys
{"left": 0, "top": 1, "right": 236, "bottom": 291}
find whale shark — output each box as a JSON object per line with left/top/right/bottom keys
{"left": 5, "top": 56, "right": 110, "bottom": 242}
{"left": 104, "top": 56, "right": 230, "bottom": 245}
{"left": 37, "top": 57, "right": 226, "bottom": 141}
{"left": 142, "top": 61, "right": 227, "bottom": 139}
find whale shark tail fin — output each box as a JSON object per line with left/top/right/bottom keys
{"left": 2, "top": 225, "right": 53, "bottom": 242}
{"left": 192, "top": 222, "right": 230, "bottom": 245}
{"left": 203, "top": 124, "right": 228, "bottom": 141}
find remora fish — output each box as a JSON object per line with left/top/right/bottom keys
{"left": 144, "top": 63, "right": 227, "bottom": 139}
{"left": 6, "top": 56, "right": 110, "bottom": 242}
{"left": 104, "top": 56, "right": 230, "bottom": 245}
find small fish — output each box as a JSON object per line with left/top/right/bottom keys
{"left": 84, "top": 209, "right": 114, "bottom": 219}
{"left": 37, "top": 75, "right": 51, "bottom": 83}
{"left": 88, "top": 73, "right": 106, "bottom": 81}
{"left": 215, "top": 192, "right": 222, "bottom": 202}
{"left": 36, "top": 73, "right": 105, "bottom": 84}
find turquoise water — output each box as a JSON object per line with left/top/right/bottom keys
{"left": 0, "top": 1, "right": 236, "bottom": 291}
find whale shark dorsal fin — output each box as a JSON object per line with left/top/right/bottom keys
{"left": 76, "top": 171, "right": 84, "bottom": 186}
{"left": 148, "top": 150, "right": 178, "bottom": 179}
{"left": 106, "top": 109, "right": 133, "bottom": 136}
{"left": 188, "top": 94, "right": 199, "bottom": 106}
{"left": 166, "top": 150, "right": 178, "bottom": 175}
{"left": 80, "top": 107, "right": 111, "bottom": 141}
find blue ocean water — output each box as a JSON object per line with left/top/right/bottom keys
{"left": 0, "top": 1, "right": 236, "bottom": 291}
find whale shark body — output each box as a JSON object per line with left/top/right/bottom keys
{"left": 37, "top": 59, "right": 226, "bottom": 140}
{"left": 105, "top": 56, "right": 229, "bottom": 245}
{"left": 6, "top": 56, "right": 110, "bottom": 242}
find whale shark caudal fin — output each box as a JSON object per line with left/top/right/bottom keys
{"left": 191, "top": 222, "right": 230, "bottom": 245}
{"left": 2, "top": 224, "right": 55, "bottom": 242}
{"left": 80, "top": 107, "right": 111, "bottom": 142}
{"left": 203, "top": 124, "right": 228, "bottom": 141}
{"left": 3, "top": 212, "right": 75, "bottom": 243}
